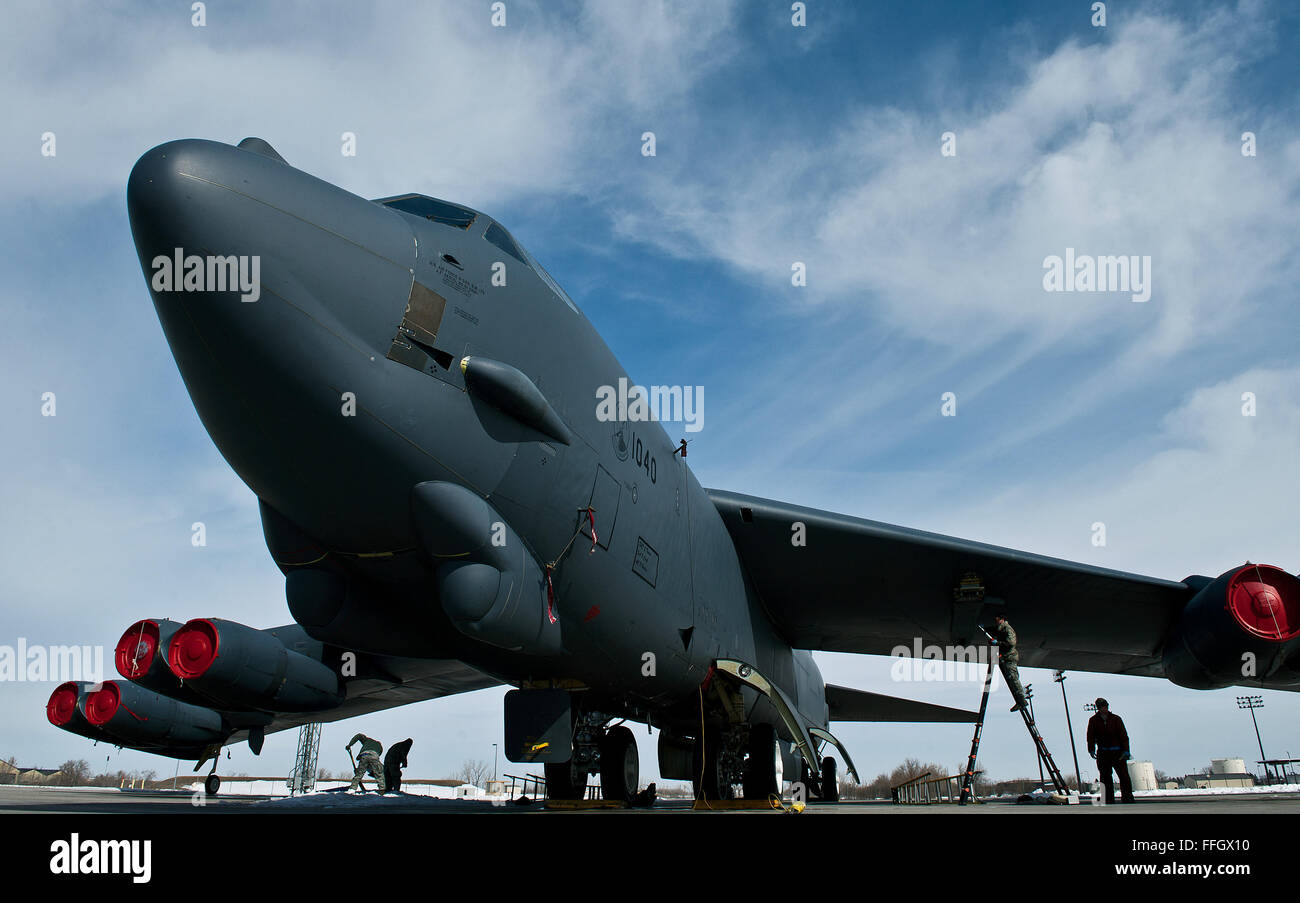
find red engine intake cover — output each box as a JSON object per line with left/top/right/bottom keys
{"left": 84, "top": 681, "right": 122, "bottom": 726}
{"left": 1226, "top": 565, "right": 1300, "bottom": 641}
{"left": 46, "top": 682, "right": 80, "bottom": 726}
{"left": 168, "top": 619, "right": 220, "bottom": 679}
{"left": 115, "top": 619, "right": 160, "bottom": 679}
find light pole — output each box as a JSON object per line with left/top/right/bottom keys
{"left": 1054, "top": 670, "right": 1082, "bottom": 790}
{"left": 492, "top": 743, "right": 499, "bottom": 786}
{"left": 1237, "top": 696, "right": 1266, "bottom": 783}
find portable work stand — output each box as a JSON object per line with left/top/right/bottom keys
{"left": 959, "top": 636, "right": 1068, "bottom": 804}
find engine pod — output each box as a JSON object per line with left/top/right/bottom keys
{"left": 81, "top": 679, "right": 228, "bottom": 751}
{"left": 167, "top": 618, "right": 344, "bottom": 712}
{"left": 1163, "top": 564, "right": 1300, "bottom": 689}
{"left": 46, "top": 681, "right": 106, "bottom": 743}
{"left": 113, "top": 618, "right": 211, "bottom": 705}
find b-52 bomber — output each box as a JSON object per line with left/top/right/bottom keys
{"left": 48, "top": 137, "right": 1300, "bottom": 801}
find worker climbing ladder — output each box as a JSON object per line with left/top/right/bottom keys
{"left": 959, "top": 636, "right": 1069, "bottom": 804}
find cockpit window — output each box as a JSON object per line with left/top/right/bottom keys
{"left": 528, "top": 253, "right": 581, "bottom": 315}
{"left": 381, "top": 195, "right": 477, "bottom": 230}
{"left": 484, "top": 222, "right": 528, "bottom": 266}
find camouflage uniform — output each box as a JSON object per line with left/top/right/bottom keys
{"left": 990, "top": 620, "right": 1030, "bottom": 711}
{"left": 347, "top": 734, "right": 387, "bottom": 792}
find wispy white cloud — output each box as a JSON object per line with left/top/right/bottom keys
{"left": 611, "top": 4, "right": 1298, "bottom": 358}
{"left": 1, "top": 0, "right": 739, "bottom": 210}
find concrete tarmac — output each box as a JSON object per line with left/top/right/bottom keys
{"left": 3, "top": 785, "right": 1299, "bottom": 814}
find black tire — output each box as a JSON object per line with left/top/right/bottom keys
{"left": 545, "top": 760, "right": 587, "bottom": 800}
{"left": 799, "top": 759, "right": 815, "bottom": 800}
{"left": 743, "top": 724, "right": 783, "bottom": 799}
{"left": 599, "top": 725, "right": 639, "bottom": 803}
{"left": 204, "top": 774, "right": 221, "bottom": 796}
{"left": 820, "top": 756, "right": 838, "bottom": 803}
{"left": 692, "top": 728, "right": 734, "bottom": 801}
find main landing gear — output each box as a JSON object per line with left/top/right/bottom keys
{"left": 545, "top": 713, "right": 640, "bottom": 804}
{"left": 699, "top": 659, "right": 857, "bottom": 804}
{"left": 690, "top": 722, "right": 786, "bottom": 802}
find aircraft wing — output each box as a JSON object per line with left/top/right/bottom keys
{"left": 225, "top": 657, "right": 500, "bottom": 745}
{"left": 826, "top": 685, "right": 979, "bottom": 722}
{"left": 709, "top": 489, "right": 1196, "bottom": 678}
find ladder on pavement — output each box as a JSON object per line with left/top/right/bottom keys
{"left": 1018, "top": 704, "right": 1068, "bottom": 794}
{"left": 957, "top": 648, "right": 995, "bottom": 805}
{"left": 959, "top": 640, "right": 1068, "bottom": 804}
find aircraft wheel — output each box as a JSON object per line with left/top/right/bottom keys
{"left": 692, "top": 728, "right": 734, "bottom": 801}
{"left": 205, "top": 774, "right": 221, "bottom": 796}
{"left": 820, "top": 756, "right": 838, "bottom": 803}
{"left": 544, "top": 760, "right": 587, "bottom": 800}
{"left": 598, "top": 725, "right": 639, "bottom": 803}
{"left": 743, "top": 724, "right": 783, "bottom": 799}
{"left": 800, "top": 759, "right": 815, "bottom": 798}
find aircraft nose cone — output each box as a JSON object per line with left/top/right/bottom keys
{"left": 126, "top": 139, "right": 217, "bottom": 264}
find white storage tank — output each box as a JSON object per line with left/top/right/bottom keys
{"left": 1211, "top": 758, "right": 1246, "bottom": 774}
{"left": 1127, "top": 760, "right": 1156, "bottom": 791}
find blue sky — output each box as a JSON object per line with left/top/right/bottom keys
{"left": 2, "top": 0, "right": 1299, "bottom": 788}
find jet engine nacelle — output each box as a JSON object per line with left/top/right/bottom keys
{"left": 80, "top": 679, "right": 228, "bottom": 752}
{"left": 1162, "top": 564, "right": 1300, "bottom": 690}
{"left": 113, "top": 618, "right": 210, "bottom": 705}
{"left": 167, "top": 618, "right": 344, "bottom": 712}
{"left": 46, "top": 681, "right": 109, "bottom": 743}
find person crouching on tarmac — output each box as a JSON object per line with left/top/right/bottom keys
{"left": 384, "top": 738, "right": 413, "bottom": 794}
{"left": 346, "top": 733, "right": 387, "bottom": 793}
{"left": 1087, "top": 698, "right": 1135, "bottom": 803}
{"left": 988, "top": 613, "right": 1032, "bottom": 716}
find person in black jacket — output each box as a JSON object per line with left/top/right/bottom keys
{"left": 1087, "top": 698, "right": 1134, "bottom": 803}
{"left": 384, "top": 738, "right": 414, "bottom": 794}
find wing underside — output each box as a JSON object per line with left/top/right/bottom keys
{"left": 709, "top": 489, "right": 1195, "bottom": 678}
{"left": 226, "top": 657, "right": 501, "bottom": 745}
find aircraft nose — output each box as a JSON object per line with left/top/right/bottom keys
{"left": 127, "top": 139, "right": 220, "bottom": 263}
{"left": 127, "top": 137, "right": 416, "bottom": 342}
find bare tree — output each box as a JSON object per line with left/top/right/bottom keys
{"left": 836, "top": 773, "right": 869, "bottom": 800}
{"left": 454, "top": 759, "right": 492, "bottom": 787}
{"left": 863, "top": 772, "right": 892, "bottom": 799}
{"left": 58, "top": 759, "right": 91, "bottom": 786}
{"left": 888, "top": 757, "right": 948, "bottom": 786}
